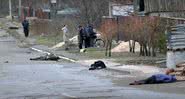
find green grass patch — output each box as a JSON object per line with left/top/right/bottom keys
{"left": 113, "top": 53, "right": 166, "bottom": 66}
{"left": 67, "top": 47, "right": 107, "bottom": 59}
{"left": 83, "top": 50, "right": 106, "bottom": 59}
{"left": 35, "top": 34, "right": 63, "bottom": 47}
{"left": 70, "top": 48, "right": 166, "bottom": 66}
{"left": 0, "top": 23, "right": 3, "bottom": 28}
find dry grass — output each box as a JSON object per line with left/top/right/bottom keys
{"left": 68, "top": 47, "right": 166, "bottom": 67}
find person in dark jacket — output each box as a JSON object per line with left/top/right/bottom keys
{"left": 22, "top": 19, "right": 29, "bottom": 37}
{"left": 84, "top": 26, "right": 91, "bottom": 48}
{"left": 88, "top": 25, "right": 96, "bottom": 47}
{"left": 78, "top": 25, "right": 85, "bottom": 49}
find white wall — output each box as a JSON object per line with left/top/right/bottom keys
{"left": 167, "top": 51, "right": 185, "bottom": 68}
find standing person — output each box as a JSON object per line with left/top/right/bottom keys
{"left": 62, "top": 25, "right": 69, "bottom": 50}
{"left": 88, "top": 25, "right": 96, "bottom": 47}
{"left": 78, "top": 25, "right": 85, "bottom": 49}
{"left": 22, "top": 19, "right": 29, "bottom": 37}
{"left": 84, "top": 26, "right": 91, "bottom": 48}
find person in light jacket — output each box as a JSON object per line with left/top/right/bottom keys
{"left": 62, "top": 25, "right": 70, "bottom": 50}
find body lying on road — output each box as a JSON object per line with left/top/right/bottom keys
{"left": 130, "top": 69, "right": 177, "bottom": 85}
{"left": 30, "top": 53, "right": 60, "bottom": 61}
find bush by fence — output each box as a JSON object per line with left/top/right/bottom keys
{"left": 99, "top": 16, "right": 179, "bottom": 57}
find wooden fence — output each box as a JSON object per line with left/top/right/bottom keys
{"left": 101, "top": 16, "right": 185, "bottom": 41}
{"left": 144, "top": 0, "right": 185, "bottom": 13}
{"left": 100, "top": 16, "right": 185, "bottom": 56}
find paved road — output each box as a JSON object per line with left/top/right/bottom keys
{"left": 1, "top": 29, "right": 185, "bottom": 99}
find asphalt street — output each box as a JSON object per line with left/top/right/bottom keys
{"left": 1, "top": 28, "right": 185, "bottom": 99}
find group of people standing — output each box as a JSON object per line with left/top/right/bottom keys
{"left": 61, "top": 24, "right": 96, "bottom": 50}
{"left": 78, "top": 25, "right": 97, "bottom": 49}
{"left": 22, "top": 18, "right": 96, "bottom": 51}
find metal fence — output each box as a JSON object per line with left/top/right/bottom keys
{"left": 167, "top": 24, "right": 185, "bottom": 51}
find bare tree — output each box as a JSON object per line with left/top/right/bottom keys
{"left": 57, "top": 0, "right": 109, "bottom": 27}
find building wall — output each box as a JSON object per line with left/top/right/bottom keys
{"left": 167, "top": 51, "right": 185, "bottom": 68}
{"left": 149, "top": 12, "right": 185, "bottom": 19}
{"left": 145, "top": 0, "right": 185, "bottom": 18}
{"left": 22, "top": 0, "right": 50, "bottom": 9}
{"left": 144, "top": 0, "right": 185, "bottom": 13}
{"left": 134, "top": 0, "right": 185, "bottom": 18}
{"left": 111, "top": 0, "right": 133, "bottom": 4}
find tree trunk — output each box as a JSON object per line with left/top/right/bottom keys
{"left": 140, "top": 44, "right": 143, "bottom": 56}
{"left": 82, "top": 0, "right": 90, "bottom": 24}
{"left": 152, "top": 46, "right": 156, "bottom": 57}
{"left": 148, "top": 45, "right": 151, "bottom": 56}
{"left": 129, "top": 40, "right": 132, "bottom": 52}
{"left": 132, "top": 40, "right": 135, "bottom": 53}
{"left": 144, "top": 44, "right": 148, "bottom": 56}
{"left": 108, "top": 40, "right": 112, "bottom": 57}
{"left": 105, "top": 40, "right": 108, "bottom": 56}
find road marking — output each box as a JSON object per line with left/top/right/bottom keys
{"left": 31, "top": 47, "right": 77, "bottom": 63}
{"left": 58, "top": 56, "right": 76, "bottom": 63}
{"left": 31, "top": 47, "right": 50, "bottom": 54}
{"left": 62, "top": 93, "right": 77, "bottom": 98}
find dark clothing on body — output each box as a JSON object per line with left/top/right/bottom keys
{"left": 89, "top": 60, "right": 106, "bottom": 70}
{"left": 84, "top": 37, "right": 91, "bottom": 48}
{"left": 78, "top": 28, "right": 85, "bottom": 49}
{"left": 84, "top": 25, "right": 96, "bottom": 47}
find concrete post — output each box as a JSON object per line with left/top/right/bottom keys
{"left": 9, "top": 0, "right": 12, "bottom": 18}
{"left": 109, "top": 2, "right": 112, "bottom": 17}
{"left": 18, "top": 0, "right": 22, "bottom": 18}
{"left": 166, "top": 51, "right": 176, "bottom": 69}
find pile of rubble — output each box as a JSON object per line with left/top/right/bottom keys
{"left": 111, "top": 41, "right": 140, "bottom": 52}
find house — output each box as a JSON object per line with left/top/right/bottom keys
{"left": 134, "top": 0, "right": 185, "bottom": 18}
{"left": 20, "top": 0, "right": 50, "bottom": 20}
{"left": 133, "top": 0, "right": 185, "bottom": 68}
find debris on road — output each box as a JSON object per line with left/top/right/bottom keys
{"left": 171, "top": 62, "right": 185, "bottom": 76}
{"left": 111, "top": 41, "right": 140, "bottom": 52}
{"left": 8, "top": 26, "right": 19, "bottom": 29}
{"left": 80, "top": 49, "right": 86, "bottom": 53}
{"left": 30, "top": 53, "right": 60, "bottom": 61}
